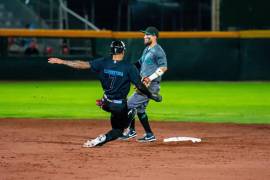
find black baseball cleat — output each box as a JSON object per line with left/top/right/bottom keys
{"left": 137, "top": 133, "right": 156, "bottom": 142}
{"left": 119, "top": 129, "right": 137, "bottom": 140}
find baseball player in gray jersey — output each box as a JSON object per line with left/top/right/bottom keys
{"left": 121, "top": 26, "right": 168, "bottom": 142}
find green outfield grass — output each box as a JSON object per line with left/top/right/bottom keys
{"left": 0, "top": 81, "right": 270, "bottom": 124}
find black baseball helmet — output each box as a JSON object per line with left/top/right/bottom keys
{"left": 110, "top": 40, "right": 126, "bottom": 55}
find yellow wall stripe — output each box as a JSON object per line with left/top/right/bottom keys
{"left": 159, "top": 31, "right": 239, "bottom": 38}
{"left": 0, "top": 29, "right": 270, "bottom": 39}
{"left": 240, "top": 30, "right": 270, "bottom": 38}
{"left": 0, "top": 29, "right": 112, "bottom": 38}
{"left": 112, "top": 31, "right": 239, "bottom": 38}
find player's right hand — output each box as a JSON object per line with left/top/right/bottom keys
{"left": 141, "top": 77, "right": 151, "bottom": 87}
{"left": 48, "top": 58, "right": 64, "bottom": 64}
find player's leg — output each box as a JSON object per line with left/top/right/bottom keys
{"left": 105, "top": 111, "right": 127, "bottom": 141}
{"left": 120, "top": 92, "right": 147, "bottom": 140}
{"left": 137, "top": 110, "right": 156, "bottom": 142}
{"left": 137, "top": 82, "right": 160, "bottom": 142}
{"left": 136, "top": 102, "right": 156, "bottom": 142}
{"left": 120, "top": 107, "right": 137, "bottom": 139}
{"left": 104, "top": 101, "right": 129, "bottom": 141}
{"left": 127, "top": 108, "right": 136, "bottom": 130}
{"left": 127, "top": 93, "right": 141, "bottom": 131}
{"left": 83, "top": 100, "right": 127, "bottom": 147}
{"left": 84, "top": 111, "right": 127, "bottom": 147}
{"left": 137, "top": 111, "right": 152, "bottom": 133}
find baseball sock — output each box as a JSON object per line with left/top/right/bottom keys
{"left": 128, "top": 108, "right": 136, "bottom": 130}
{"left": 137, "top": 112, "right": 153, "bottom": 134}
{"left": 130, "top": 118, "right": 135, "bottom": 130}
{"left": 104, "top": 129, "right": 123, "bottom": 144}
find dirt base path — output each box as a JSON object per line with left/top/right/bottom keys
{"left": 0, "top": 119, "right": 270, "bottom": 180}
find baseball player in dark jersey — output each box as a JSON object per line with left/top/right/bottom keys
{"left": 121, "top": 26, "right": 168, "bottom": 142}
{"left": 48, "top": 40, "right": 161, "bottom": 147}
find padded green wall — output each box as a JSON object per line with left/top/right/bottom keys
{"left": 1, "top": 38, "right": 270, "bottom": 80}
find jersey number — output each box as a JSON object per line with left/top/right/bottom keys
{"left": 108, "top": 75, "right": 116, "bottom": 90}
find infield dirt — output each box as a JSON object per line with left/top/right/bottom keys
{"left": 0, "top": 119, "right": 270, "bottom": 180}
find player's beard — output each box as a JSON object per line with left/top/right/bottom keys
{"left": 144, "top": 37, "right": 152, "bottom": 46}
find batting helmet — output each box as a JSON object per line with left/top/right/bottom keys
{"left": 110, "top": 40, "right": 126, "bottom": 55}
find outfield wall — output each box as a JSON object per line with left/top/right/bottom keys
{"left": 1, "top": 38, "right": 270, "bottom": 80}
{"left": 1, "top": 30, "right": 270, "bottom": 80}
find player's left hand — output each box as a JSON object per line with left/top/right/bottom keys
{"left": 142, "top": 77, "right": 151, "bottom": 87}
{"left": 48, "top": 57, "right": 64, "bottom": 64}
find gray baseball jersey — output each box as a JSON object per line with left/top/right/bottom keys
{"left": 128, "top": 43, "right": 167, "bottom": 113}
{"left": 139, "top": 44, "right": 167, "bottom": 82}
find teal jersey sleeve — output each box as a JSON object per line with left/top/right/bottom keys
{"left": 89, "top": 57, "right": 105, "bottom": 73}
{"left": 156, "top": 47, "right": 167, "bottom": 68}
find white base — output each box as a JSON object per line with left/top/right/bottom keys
{"left": 163, "top": 137, "right": 202, "bottom": 143}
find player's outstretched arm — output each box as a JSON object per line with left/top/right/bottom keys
{"left": 48, "top": 58, "right": 91, "bottom": 69}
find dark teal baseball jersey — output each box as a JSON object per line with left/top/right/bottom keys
{"left": 90, "top": 57, "right": 141, "bottom": 100}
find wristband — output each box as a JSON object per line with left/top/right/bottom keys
{"left": 148, "top": 68, "right": 164, "bottom": 81}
